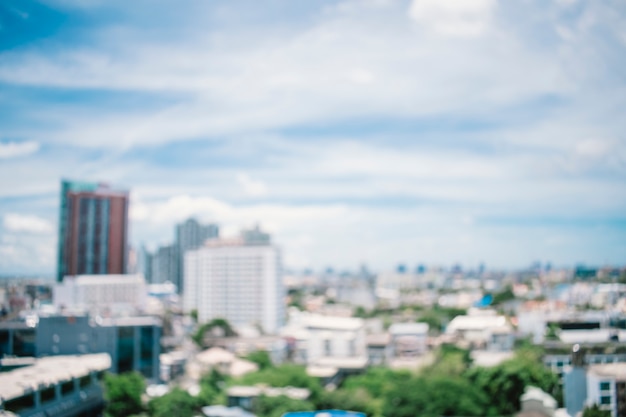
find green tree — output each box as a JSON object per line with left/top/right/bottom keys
{"left": 246, "top": 350, "right": 273, "bottom": 370}
{"left": 464, "top": 350, "right": 561, "bottom": 415}
{"left": 148, "top": 388, "right": 197, "bottom": 417}
{"left": 342, "top": 367, "right": 411, "bottom": 398}
{"left": 582, "top": 404, "right": 611, "bottom": 417}
{"left": 382, "top": 375, "right": 488, "bottom": 417}
{"left": 315, "top": 388, "right": 377, "bottom": 417}
{"left": 421, "top": 344, "right": 472, "bottom": 377}
{"left": 193, "top": 318, "right": 238, "bottom": 347}
{"left": 255, "top": 395, "right": 315, "bottom": 417}
{"left": 491, "top": 286, "right": 516, "bottom": 305}
{"left": 103, "top": 372, "right": 145, "bottom": 417}
{"left": 197, "top": 368, "right": 228, "bottom": 406}
{"left": 233, "top": 364, "right": 322, "bottom": 400}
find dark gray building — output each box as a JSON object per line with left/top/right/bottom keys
{"left": 151, "top": 244, "right": 178, "bottom": 285}
{"left": 176, "top": 218, "right": 219, "bottom": 293}
{"left": 0, "top": 314, "right": 161, "bottom": 382}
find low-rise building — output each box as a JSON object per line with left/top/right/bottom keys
{"left": 0, "top": 313, "right": 161, "bottom": 381}
{"left": 282, "top": 312, "right": 368, "bottom": 384}
{"left": 0, "top": 353, "right": 110, "bottom": 417}
{"left": 585, "top": 363, "right": 626, "bottom": 417}
{"left": 389, "top": 323, "right": 429, "bottom": 358}
{"left": 54, "top": 274, "right": 147, "bottom": 314}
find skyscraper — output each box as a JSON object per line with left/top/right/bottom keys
{"left": 175, "top": 218, "right": 218, "bottom": 292}
{"left": 57, "top": 180, "right": 129, "bottom": 282}
{"left": 183, "top": 228, "right": 284, "bottom": 334}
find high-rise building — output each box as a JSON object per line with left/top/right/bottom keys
{"left": 183, "top": 229, "right": 283, "bottom": 334}
{"left": 151, "top": 244, "right": 178, "bottom": 285}
{"left": 175, "top": 218, "right": 218, "bottom": 292}
{"left": 57, "top": 180, "right": 129, "bottom": 282}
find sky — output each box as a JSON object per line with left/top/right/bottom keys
{"left": 1, "top": 0, "right": 625, "bottom": 276}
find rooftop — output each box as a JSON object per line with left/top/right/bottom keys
{"left": 389, "top": 322, "right": 429, "bottom": 335}
{"left": 0, "top": 354, "right": 111, "bottom": 401}
{"left": 305, "top": 315, "right": 364, "bottom": 331}
{"left": 588, "top": 363, "right": 626, "bottom": 379}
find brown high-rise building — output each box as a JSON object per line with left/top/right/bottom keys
{"left": 56, "top": 180, "right": 129, "bottom": 282}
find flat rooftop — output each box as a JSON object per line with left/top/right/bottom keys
{"left": 0, "top": 353, "right": 111, "bottom": 401}
{"left": 589, "top": 363, "right": 626, "bottom": 379}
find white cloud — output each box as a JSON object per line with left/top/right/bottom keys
{"left": 0, "top": 141, "right": 39, "bottom": 159}
{"left": 408, "top": 0, "right": 496, "bottom": 37}
{"left": 574, "top": 138, "right": 614, "bottom": 158}
{"left": 237, "top": 173, "right": 269, "bottom": 197}
{"left": 3, "top": 213, "right": 54, "bottom": 234}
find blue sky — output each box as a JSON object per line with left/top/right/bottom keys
{"left": 1, "top": 0, "right": 625, "bottom": 275}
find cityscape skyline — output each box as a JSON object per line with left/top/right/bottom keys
{"left": 1, "top": 0, "right": 626, "bottom": 274}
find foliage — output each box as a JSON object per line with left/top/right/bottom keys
{"left": 148, "top": 388, "right": 197, "bottom": 417}
{"left": 246, "top": 350, "right": 273, "bottom": 370}
{"left": 255, "top": 394, "right": 315, "bottom": 417}
{"left": 190, "top": 309, "right": 198, "bottom": 322}
{"left": 103, "top": 372, "right": 145, "bottom": 417}
{"left": 287, "top": 289, "right": 305, "bottom": 310}
{"left": 197, "top": 368, "right": 228, "bottom": 406}
{"left": 193, "top": 317, "right": 238, "bottom": 346}
{"left": 491, "top": 286, "right": 516, "bottom": 305}
{"left": 545, "top": 323, "right": 560, "bottom": 340}
{"left": 464, "top": 350, "right": 562, "bottom": 415}
{"left": 382, "top": 375, "right": 488, "bottom": 417}
{"left": 353, "top": 306, "right": 369, "bottom": 318}
{"left": 315, "top": 388, "right": 378, "bottom": 417}
{"left": 342, "top": 367, "right": 411, "bottom": 399}
{"left": 233, "top": 364, "right": 322, "bottom": 398}
{"left": 416, "top": 311, "right": 443, "bottom": 333}
{"left": 421, "top": 344, "right": 472, "bottom": 377}
{"left": 582, "top": 404, "right": 611, "bottom": 417}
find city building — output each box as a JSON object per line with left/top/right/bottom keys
{"left": 183, "top": 230, "right": 284, "bottom": 334}
{"left": 57, "top": 180, "right": 129, "bottom": 282}
{"left": 140, "top": 218, "right": 219, "bottom": 292}
{"left": 0, "top": 313, "right": 161, "bottom": 381}
{"left": 53, "top": 273, "right": 147, "bottom": 314}
{"left": 0, "top": 353, "right": 110, "bottom": 417}
{"left": 282, "top": 311, "right": 368, "bottom": 385}
{"left": 176, "top": 218, "right": 219, "bottom": 292}
{"left": 516, "top": 386, "right": 558, "bottom": 417}
{"left": 151, "top": 244, "right": 178, "bottom": 285}
{"left": 389, "top": 322, "right": 429, "bottom": 358}
{"left": 585, "top": 363, "right": 626, "bottom": 417}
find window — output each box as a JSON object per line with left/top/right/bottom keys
{"left": 79, "top": 375, "right": 92, "bottom": 389}
{"left": 600, "top": 382, "right": 611, "bottom": 391}
{"left": 600, "top": 396, "right": 612, "bottom": 405}
{"left": 61, "top": 380, "right": 74, "bottom": 396}
{"left": 4, "top": 394, "right": 35, "bottom": 412}
{"left": 324, "top": 339, "right": 332, "bottom": 357}
{"left": 40, "top": 386, "right": 56, "bottom": 403}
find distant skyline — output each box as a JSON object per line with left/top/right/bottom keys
{"left": 1, "top": 0, "right": 625, "bottom": 275}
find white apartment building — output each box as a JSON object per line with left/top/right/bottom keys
{"left": 183, "top": 238, "right": 284, "bottom": 334}
{"left": 282, "top": 311, "right": 368, "bottom": 369}
{"left": 54, "top": 274, "right": 147, "bottom": 313}
{"left": 586, "top": 363, "right": 626, "bottom": 417}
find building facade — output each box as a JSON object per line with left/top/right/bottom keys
{"left": 184, "top": 236, "right": 283, "bottom": 334}
{"left": 57, "top": 180, "right": 129, "bottom": 282}
{"left": 0, "top": 314, "right": 161, "bottom": 381}
{"left": 53, "top": 274, "right": 147, "bottom": 314}
{"left": 176, "top": 218, "right": 219, "bottom": 293}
